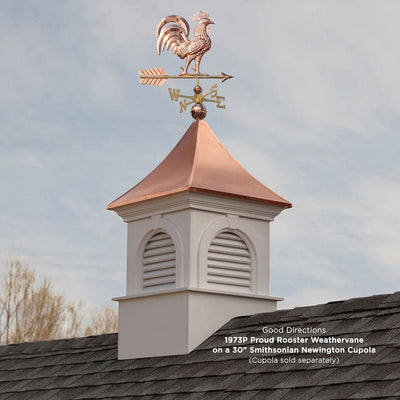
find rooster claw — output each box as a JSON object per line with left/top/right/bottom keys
{"left": 179, "top": 67, "right": 191, "bottom": 76}
{"left": 191, "top": 68, "right": 209, "bottom": 76}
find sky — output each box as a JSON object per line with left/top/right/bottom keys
{"left": 1, "top": 1, "right": 399, "bottom": 313}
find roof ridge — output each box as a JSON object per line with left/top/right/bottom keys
{"left": 217, "top": 291, "right": 400, "bottom": 331}
{"left": 197, "top": 121, "right": 289, "bottom": 201}
{"left": 186, "top": 120, "right": 200, "bottom": 188}
{"left": 0, "top": 344, "right": 117, "bottom": 361}
{"left": 0, "top": 333, "right": 117, "bottom": 352}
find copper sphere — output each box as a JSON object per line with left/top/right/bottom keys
{"left": 191, "top": 103, "right": 207, "bottom": 120}
{"left": 194, "top": 85, "right": 202, "bottom": 94}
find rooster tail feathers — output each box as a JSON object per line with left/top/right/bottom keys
{"left": 156, "top": 15, "right": 189, "bottom": 37}
{"left": 157, "top": 25, "right": 188, "bottom": 54}
{"left": 156, "top": 15, "right": 190, "bottom": 55}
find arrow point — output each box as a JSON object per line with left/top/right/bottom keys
{"left": 221, "top": 72, "right": 234, "bottom": 83}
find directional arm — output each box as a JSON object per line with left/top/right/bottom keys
{"left": 168, "top": 83, "right": 226, "bottom": 114}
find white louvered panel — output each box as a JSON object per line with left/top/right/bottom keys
{"left": 144, "top": 237, "right": 174, "bottom": 250}
{"left": 208, "top": 244, "right": 249, "bottom": 257}
{"left": 207, "top": 259, "right": 251, "bottom": 272}
{"left": 208, "top": 253, "right": 251, "bottom": 265}
{"left": 143, "top": 250, "right": 175, "bottom": 264}
{"left": 142, "top": 232, "right": 176, "bottom": 290}
{"left": 207, "top": 232, "right": 252, "bottom": 289}
{"left": 143, "top": 259, "right": 175, "bottom": 272}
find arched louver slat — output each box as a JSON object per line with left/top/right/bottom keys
{"left": 142, "top": 232, "right": 176, "bottom": 290}
{"left": 207, "top": 232, "right": 252, "bottom": 289}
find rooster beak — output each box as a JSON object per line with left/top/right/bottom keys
{"left": 209, "top": 20, "right": 214, "bottom": 24}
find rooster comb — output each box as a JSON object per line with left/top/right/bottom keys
{"left": 191, "top": 11, "right": 211, "bottom": 21}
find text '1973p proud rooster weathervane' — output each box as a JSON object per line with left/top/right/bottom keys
{"left": 139, "top": 11, "right": 233, "bottom": 120}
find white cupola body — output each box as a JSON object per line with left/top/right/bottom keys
{"left": 108, "top": 120, "right": 291, "bottom": 359}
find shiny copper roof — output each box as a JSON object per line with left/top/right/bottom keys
{"left": 107, "top": 120, "right": 292, "bottom": 210}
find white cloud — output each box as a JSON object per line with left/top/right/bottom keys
{"left": 88, "top": 65, "right": 126, "bottom": 109}
{"left": 221, "top": 2, "right": 400, "bottom": 140}
{"left": 271, "top": 168, "right": 400, "bottom": 308}
{"left": 350, "top": 174, "right": 400, "bottom": 273}
{"left": 0, "top": 1, "right": 399, "bottom": 312}
{"left": 0, "top": 12, "right": 47, "bottom": 106}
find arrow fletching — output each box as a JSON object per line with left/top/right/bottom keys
{"left": 139, "top": 67, "right": 167, "bottom": 86}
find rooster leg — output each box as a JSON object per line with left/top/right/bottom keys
{"left": 180, "top": 58, "right": 192, "bottom": 75}
{"left": 193, "top": 56, "right": 208, "bottom": 76}
{"left": 192, "top": 56, "right": 201, "bottom": 75}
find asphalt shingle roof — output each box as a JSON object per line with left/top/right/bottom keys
{"left": 0, "top": 291, "right": 399, "bottom": 400}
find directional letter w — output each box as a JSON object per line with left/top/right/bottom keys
{"left": 168, "top": 88, "right": 180, "bottom": 101}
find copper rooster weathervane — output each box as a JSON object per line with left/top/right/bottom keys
{"left": 139, "top": 11, "right": 233, "bottom": 120}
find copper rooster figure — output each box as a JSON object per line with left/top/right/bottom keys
{"left": 156, "top": 11, "right": 214, "bottom": 75}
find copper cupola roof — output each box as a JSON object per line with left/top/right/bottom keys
{"left": 107, "top": 120, "right": 291, "bottom": 210}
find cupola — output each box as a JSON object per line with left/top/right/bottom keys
{"left": 108, "top": 120, "right": 291, "bottom": 359}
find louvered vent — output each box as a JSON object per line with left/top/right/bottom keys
{"left": 207, "top": 231, "right": 252, "bottom": 289}
{"left": 142, "top": 232, "right": 176, "bottom": 290}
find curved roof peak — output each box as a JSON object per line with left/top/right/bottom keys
{"left": 107, "top": 120, "right": 291, "bottom": 210}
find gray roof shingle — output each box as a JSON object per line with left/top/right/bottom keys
{"left": 0, "top": 291, "right": 399, "bottom": 399}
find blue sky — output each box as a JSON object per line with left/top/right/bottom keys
{"left": 1, "top": 1, "right": 399, "bottom": 312}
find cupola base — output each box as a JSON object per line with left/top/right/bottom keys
{"left": 114, "top": 288, "right": 281, "bottom": 359}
